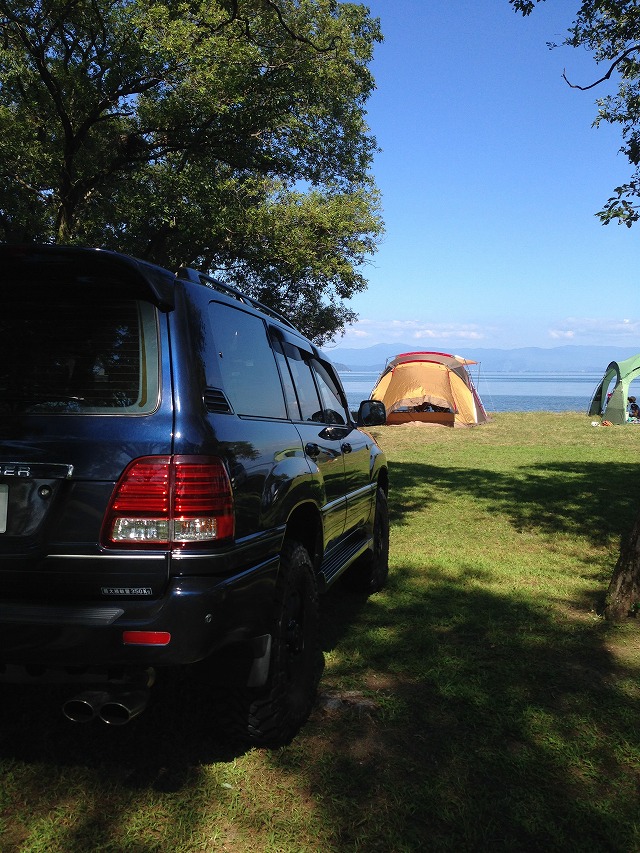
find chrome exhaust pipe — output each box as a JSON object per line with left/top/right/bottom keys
{"left": 62, "top": 690, "right": 112, "bottom": 723}
{"left": 63, "top": 687, "right": 149, "bottom": 725}
{"left": 97, "top": 689, "right": 149, "bottom": 726}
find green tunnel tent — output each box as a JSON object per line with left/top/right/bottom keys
{"left": 588, "top": 354, "right": 640, "bottom": 424}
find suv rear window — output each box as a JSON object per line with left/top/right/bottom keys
{"left": 0, "top": 294, "right": 159, "bottom": 414}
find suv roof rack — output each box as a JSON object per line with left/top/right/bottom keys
{"left": 176, "top": 267, "right": 296, "bottom": 329}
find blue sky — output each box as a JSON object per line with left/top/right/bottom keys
{"left": 336, "top": 0, "right": 640, "bottom": 352}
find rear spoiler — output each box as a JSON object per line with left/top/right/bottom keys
{"left": 0, "top": 245, "right": 176, "bottom": 310}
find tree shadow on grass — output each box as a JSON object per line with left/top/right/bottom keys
{"left": 0, "top": 570, "right": 637, "bottom": 850}
{"left": 296, "top": 566, "right": 640, "bottom": 851}
{"left": 0, "top": 455, "right": 639, "bottom": 849}
{"left": 389, "top": 459, "right": 638, "bottom": 547}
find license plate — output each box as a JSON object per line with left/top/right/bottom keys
{"left": 0, "top": 484, "right": 8, "bottom": 533}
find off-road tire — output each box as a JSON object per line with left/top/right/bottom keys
{"left": 232, "top": 540, "right": 321, "bottom": 747}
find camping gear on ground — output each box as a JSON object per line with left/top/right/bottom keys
{"left": 370, "top": 351, "right": 489, "bottom": 427}
{"left": 588, "top": 354, "right": 640, "bottom": 424}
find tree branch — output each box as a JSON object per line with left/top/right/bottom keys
{"left": 260, "top": 0, "right": 339, "bottom": 53}
{"left": 563, "top": 45, "right": 640, "bottom": 90}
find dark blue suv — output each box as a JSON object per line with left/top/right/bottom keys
{"left": 0, "top": 245, "right": 388, "bottom": 745}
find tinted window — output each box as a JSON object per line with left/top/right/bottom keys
{"left": 209, "top": 303, "right": 287, "bottom": 418}
{"left": 282, "top": 345, "right": 323, "bottom": 421}
{"left": 272, "top": 337, "right": 302, "bottom": 420}
{"left": 311, "top": 359, "right": 348, "bottom": 425}
{"left": 0, "top": 293, "right": 159, "bottom": 414}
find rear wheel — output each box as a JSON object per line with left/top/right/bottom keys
{"left": 344, "top": 486, "right": 389, "bottom": 594}
{"left": 233, "top": 540, "right": 321, "bottom": 747}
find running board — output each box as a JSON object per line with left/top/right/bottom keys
{"left": 319, "top": 530, "right": 372, "bottom": 590}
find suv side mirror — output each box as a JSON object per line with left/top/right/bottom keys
{"left": 356, "top": 399, "right": 386, "bottom": 427}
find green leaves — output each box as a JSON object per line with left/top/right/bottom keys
{"left": 597, "top": 179, "right": 640, "bottom": 226}
{"left": 0, "top": 0, "right": 383, "bottom": 342}
{"left": 509, "top": 0, "right": 544, "bottom": 16}
{"left": 216, "top": 181, "right": 383, "bottom": 343}
{"left": 511, "top": 0, "right": 640, "bottom": 228}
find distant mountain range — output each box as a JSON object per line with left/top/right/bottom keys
{"left": 325, "top": 344, "right": 640, "bottom": 374}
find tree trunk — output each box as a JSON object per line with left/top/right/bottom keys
{"left": 604, "top": 510, "right": 640, "bottom": 620}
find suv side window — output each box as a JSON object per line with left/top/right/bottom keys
{"left": 280, "top": 343, "right": 323, "bottom": 422}
{"left": 310, "top": 358, "right": 348, "bottom": 425}
{"left": 275, "top": 342, "right": 348, "bottom": 426}
{"left": 271, "top": 337, "right": 302, "bottom": 420}
{"left": 209, "top": 302, "right": 287, "bottom": 418}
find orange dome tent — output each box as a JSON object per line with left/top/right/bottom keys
{"left": 370, "top": 351, "right": 488, "bottom": 427}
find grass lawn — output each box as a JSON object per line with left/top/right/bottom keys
{"left": 1, "top": 412, "right": 640, "bottom": 852}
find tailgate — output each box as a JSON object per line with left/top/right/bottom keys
{"left": 0, "top": 247, "right": 175, "bottom": 601}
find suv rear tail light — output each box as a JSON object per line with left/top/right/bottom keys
{"left": 102, "top": 456, "right": 234, "bottom": 548}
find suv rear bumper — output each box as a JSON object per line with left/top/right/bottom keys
{"left": 0, "top": 556, "right": 279, "bottom": 671}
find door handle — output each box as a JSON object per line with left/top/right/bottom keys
{"left": 305, "top": 442, "right": 320, "bottom": 459}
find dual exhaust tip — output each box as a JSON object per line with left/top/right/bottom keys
{"left": 62, "top": 688, "right": 149, "bottom": 726}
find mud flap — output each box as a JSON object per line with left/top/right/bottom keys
{"left": 246, "top": 633, "right": 272, "bottom": 687}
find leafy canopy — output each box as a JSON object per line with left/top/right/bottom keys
{"left": 510, "top": 0, "right": 640, "bottom": 228}
{"left": 0, "top": 0, "right": 383, "bottom": 343}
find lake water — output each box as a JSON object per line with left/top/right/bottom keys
{"left": 339, "top": 371, "right": 601, "bottom": 414}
